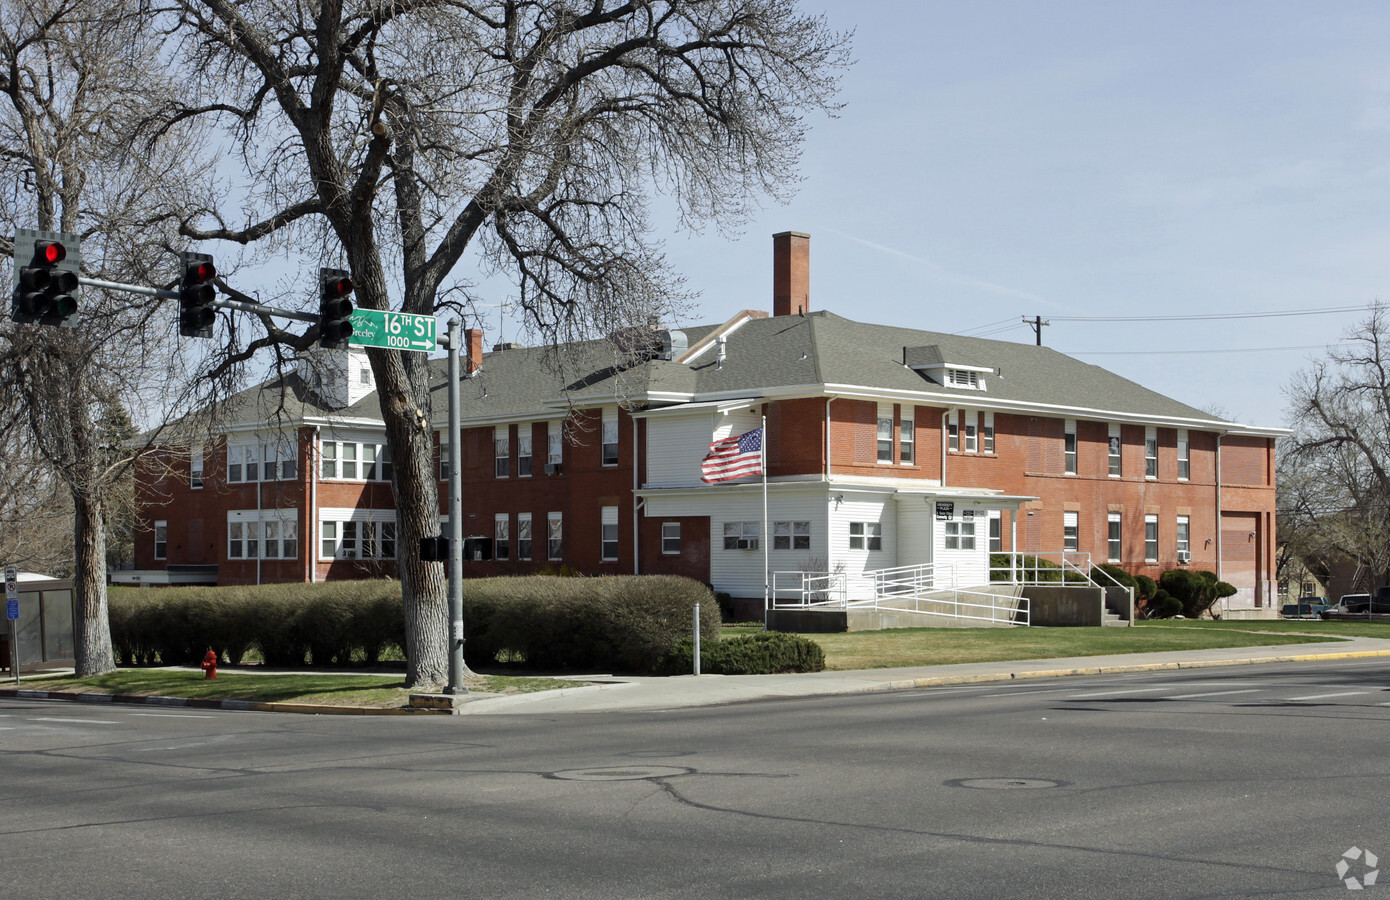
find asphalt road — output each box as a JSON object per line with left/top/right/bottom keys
{"left": 3, "top": 660, "right": 1388, "bottom": 899}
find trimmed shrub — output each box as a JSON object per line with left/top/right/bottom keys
{"left": 1159, "top": 569, "right": 1238, "bottom": 618}
{"left": 1134, "top": 574, "right": 1157, "bottom": 602}
{"left": 1094, "top": 563, "right": 1136, "bottom": 591}
{"left": 659, "top": 631, "right": 826, "bottom": 675}
{"left": 988, "top": 553, "right": 1090, "bottom": 584}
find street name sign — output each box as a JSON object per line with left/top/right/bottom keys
{"left": 349, "top": 309, "right": 437, "bottom": 353}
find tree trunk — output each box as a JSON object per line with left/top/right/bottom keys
{"left": 72, "top": 492, "right": 115, "bottom": 676}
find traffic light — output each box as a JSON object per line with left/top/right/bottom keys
{"left": 11, "top": 229, "right": 79, "bottom": 326}
{"left": 178, "top": 251, "right": 217, "bottom": 338}
{"left": 318, "top": 268, "right": 354, "bottom": 349}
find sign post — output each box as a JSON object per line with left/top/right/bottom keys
{"left": 5, "top": 566, "right": 18, "bottom": 684}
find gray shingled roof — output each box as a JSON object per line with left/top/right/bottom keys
{"left": 215, "top": 309, "right": 1239, "bottom": 429}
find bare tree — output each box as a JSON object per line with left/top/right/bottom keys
{"left": 1283, "top": 303, "right": 1390, "bottom": 590}
{"left": 163, "top": 0, "right": 850, "bottom": 687}
{"left": 0, "top": 0, "right": 212, "bottom": 674}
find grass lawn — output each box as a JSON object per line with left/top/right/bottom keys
{"left": 795, "top": 621, "right": 1348, "bottom": 671}
{"left": 24, "top": 669, "right": 574, "bottom": 708}
{"left": 1148, "top": 618, "right": 1390, "bottom": 639}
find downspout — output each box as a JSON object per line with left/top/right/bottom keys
{"left": 256, "top": 441, "right": 263, "bottom": 586}
{"left": 310, "top": 426, "right": 320, "bottom": 583}
{"left": 632, "top": 413, "right": 640, "bottom": 575}
{"left": 824, "top": 397, "right": 833, "bottom": 478}
{"left": 941, "top": 409, "right": 950, "bottom": 487}
{"left": 1215, "top": 432, "right": 1224, "bottom": 597}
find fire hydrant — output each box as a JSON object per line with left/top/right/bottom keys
{"left": 201, "top": 650, "right": 218, "bottom": 679}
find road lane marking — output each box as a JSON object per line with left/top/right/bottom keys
{"left": 978, "top": 688, "right": 1077, "bottom": 698}
{"left": 1164, "top": 689, "right": 1262, "bottom": 700}
{"left": 131, "top": 713, "right": 217, "bottom": 719}
{"left": 1067, "top": 687, "right": 1171, "bottom": 699}
{"left": 1284, "top": 691, "right": 1370, "bottom": 701}
{"left": 32, "top": 717, "right": 118, "bottom": 724}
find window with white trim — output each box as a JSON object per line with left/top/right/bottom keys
{"left": 723, "top": 521, "right": 760, "bottom": 550}
{"left": 517, "top": 513, "right": 533, "bottom": 561}
{"left": 229, "top": 512, "right": 298, "bottom": 560}
{"left": 495, "top": 425, "right": 510, "bottom": 478}
{"left": 948, "top": 418, "right": 959, "bottom": 452}
{"left": 517, "top": 427, "right": 533, "bottom": 477}
{"left": 872, "top": 411, "right": 895, "bottom": 461}
{"left": 1176, "top": 516, "right": 1190, "bottom": 558}
{"left": 438, "top": 434, "right": 449, "bottom": 480}
{"left": 495, "top": 514, "right": 510, "bottom": 561}
{"left": 662, "top": 522, "right": 681, "bottom": 555}
{"left": 323, "top": 440, "right": 393, "bottom": 482}
{"left": 1177, "top": 430, "right": 1190, "bottom": 481}
{"left": 547, "top": 512, "right": 563, "bottom": 560}
{"left": 190, "top": 447, "right": 204, "bottom": 489}
{"left": 989, "top": 511, "right": 1002, "bottom": 553}
{"left": 601, "top": 506, "right": 619, "bottom": 560}
{"left": 773, "top": 520, "right": 811, "bottom": 551}
{"left": 849, "top": 521, "right": 882, "bottom": 551}
{"left": 1064, "top": 419, "right": 1077, "bottom": 475}
{"left": 945, "top": 521, "right": 975, "bottom": 550}
{"left": 1063, "top": 511, "right": 1078, "bottom": 552}
{"left": 547, "top": 420, "right": 563, "bottom": 470}
{"left": 319, "top": 519, "right": 394, "bottom": 560}
{"left": 602, "top": 409, "right": 619, "bottom": 466}
{"left": 946, "top": 368, "right": 982, "bottom": 389}
{"left": 1145, "top": 427, "right": 1158, "bottom": 479}
{"left": 964, "top": 416, "right": 978, "bottom": 453}
{"left": 1108, "top": 424, "right": 1122, "bottom": 477}
{"left": 1145, "top": 514, "right": 1159, "bottom": 562}
{"left": 1108, "top": 513, "right": 1122, "bottom": 562}
{"left": 154, "top": 521, "right": 167, "bottom": 559}
{"left": 261, "top": 439, "right": 297, "bottom": 481}
{"left": 900, "top": 417, "right": 914, "bottom": 464}
{"left": 983, "top": 412, "right": 995, "bottom": 454}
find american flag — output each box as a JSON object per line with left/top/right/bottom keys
{"left": 701, "top": 427, "right": 764, "bottom": 483}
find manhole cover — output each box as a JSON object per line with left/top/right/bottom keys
{"left": 549, "top": 765, "right": 692, "bottom": 782}
{"left": 945, "top": 778, "right": 1068, "bottom": 790}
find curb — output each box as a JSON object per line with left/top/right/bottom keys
{"left": 0, "top": 688, "right": 452, "bottom": 716}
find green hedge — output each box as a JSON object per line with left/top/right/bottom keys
{"left": 110, "top": 575, "right": 717, "bottom": 675}
{"left": 659, "top": 631, "right": 826, "bottom": 675}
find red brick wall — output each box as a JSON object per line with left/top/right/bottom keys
{"left": 766, "top": 397, "right": 825, "bottom": 476}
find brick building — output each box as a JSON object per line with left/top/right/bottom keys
{"left": 124, "top": 232, "right": 1281, "bottom": 610}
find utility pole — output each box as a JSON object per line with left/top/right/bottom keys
{"left": 1024, "top": 315, "right": 1049, "bottom": 346}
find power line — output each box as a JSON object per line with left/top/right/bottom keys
{"left": 1066, "top": 343, "right": 1347, "bottom": 357}
{"left": 1049, "top": 304, "right": 1368, "bottom": 323}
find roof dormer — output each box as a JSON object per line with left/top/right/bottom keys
{"left": 903, "top": 345, "right": 990, "bottom": 391}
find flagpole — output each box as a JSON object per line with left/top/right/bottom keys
{"left": 762, "top": 415, "right": 769, "bottom": 618}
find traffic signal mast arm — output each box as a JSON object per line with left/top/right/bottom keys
{"left": 73, "top": 274, "right": 321, "bottom": 324}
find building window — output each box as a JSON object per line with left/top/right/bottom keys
{"left": 546, "top": 421, "right": 563, "bottom": 472}
{"left": 339, "top": 522, "right": 358, "bottom": 558}
{"left": 547, "top": 512, "right": 563, "bottom": 560}
{"left": 320, "top": 521, "right": 336, "bottom": 559}
{"left": 964, "top": 418, "right": 978, "bottom": 453}
{"left": 773, "top": 520, "right": 811, "bottom": 551}
{"left": 849, "top": 521, "right": 882, "bottom": 551}
{"left": 318, "top": 519, "right": 388, "bottom": 560}
{"left": 228, "top": 444, "right": 248, "bottom": 483}
{"left": 362, "top": 445, "right": 378, "bottom": 481}
{"left": 989, "top": 512, "right": 1002, "bottom": 553}
{"left": 438, "top": 435, "right": 449, "bottom": 480}
{"left": 230, "top": 521, "right": 261, "bottom": 558}
{"left": 1177, "top": 431, "right": 1190, "bottom": 481}
{"left": 1145, "top": 514, "right": 1158, "bottom": 562}
{"left": 361, "top": 521, "right": 395, "bottom": 560}
{"left": 600, "top": 506, "right": 619, "bottom": 561}
{"left": 1177, "top": 515, "right": 1190, "bottom": 559}
{"left": 983, "top": 412, "right": 995, "bottom": 454}
{"left": 263, "top": 520, "right": 281, "bottom": 558}
{"left": 900, "top": 418, "right": 914, "bottom": 464}
{"left": 340, "top": 442, "right": 357, "bottom": 480}
{"left": 380, "top": 445, "right": 393, "bottom": 482}
{"left": 1145, "top": 427, "right": 1158, "bottom": 479}
{"left": 494, "top": 514, "right": 510, "bottom": 561}
{"left": 945, "top": 521, "right": 976, "bottom": 550}
{"left": 602, "top": 411, "right": 619, "bottom": 466}
{"left": 948, "top": 419, "right": 959, "bottom": 452}
{"left": 190, "top": 448, "right": 204, "bottom": 489}
{"left": 495, "top": 426, "right": 510, "bottom": 478}
{"left": 1063, "top": 511, "right": 1078, "bottom": 552}
{"left": 517, "top": 513, "right": 533, "bottom": 561}
{"left": 877, "top": 414, "right": 893, "bottom": 462}
{"left": 322, "top": 442, "right": 337, "bottom": 479}
{"left": 1108, "top": 513, "right": 1122, "bottom": 562}
{"left": 946, "top": 368, "right": 981, "bottom": 389}
{"left": 261, "top": 440, "right": 296, "bottom": 481}
{"left": 322, "top": 441, "right": 392, "bottom": 482}
{"left": 1108, "top": 425, "right": 1121, "bottom": 477}
{"left": 723, "top": 521, "right": 760, "bottom": 550}
{"left": 518, "top": 428, "right": 533, "bottom": 477}
{"left": 662, "top": 522, "right": 681, "bottom": 555}
{"left": 154, "top": 521, "right": 167, "bottom": 559}
{"left": 1064, "top": 420, "right": 1077, "bottom": 475}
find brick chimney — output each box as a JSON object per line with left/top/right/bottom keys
{"left": 464, "top": 327, "right": 483, "bottom": 376}
{"left": 773, "top": 231, "right": 810, "bottom": 317}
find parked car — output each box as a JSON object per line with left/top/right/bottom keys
{"left": 1334, "top": 593, "right": 1372, "bottom": 614}
{"left": 1282, "top": 599, "right": 1330, "bottom": 619}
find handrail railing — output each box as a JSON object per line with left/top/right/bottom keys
{"left": 770, "top": 571, "right": 847, "bottom": 609}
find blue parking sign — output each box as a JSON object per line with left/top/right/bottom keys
{"left": 6, "top": 598, "right": 16, "bottom": 620}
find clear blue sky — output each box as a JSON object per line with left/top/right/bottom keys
{"left": 611, "top": 0, "right": 1390, "bottom": 429}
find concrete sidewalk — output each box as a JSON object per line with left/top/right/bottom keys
{"left": 450, "top": 635, "right": 1390, "bottom": 715}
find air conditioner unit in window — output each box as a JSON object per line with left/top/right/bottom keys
{"left": 545, "top": 462, "right": 562, "bottom": 475}
{"left": 1177, "top": 550, "right": 1191, "bottom": 564}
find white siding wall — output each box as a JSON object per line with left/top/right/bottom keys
{"left": 645, "top": 408, "right": 762, "bottom": 487}
{"left": 895, "top": 499, "right": 935, "bottom": 570}
{"left": 935, "top": 507, "right": 990, "bottom": 586}
{"left": 827, "top": 493, "right": 896, "bottom": 599}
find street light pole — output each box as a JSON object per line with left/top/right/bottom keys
{"left": 445, "top": 318, "right": 469, "bottom": 692}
